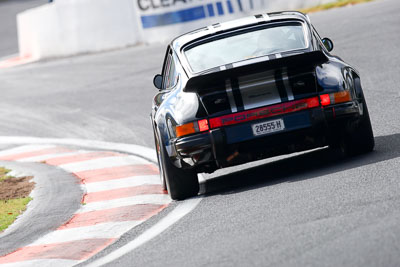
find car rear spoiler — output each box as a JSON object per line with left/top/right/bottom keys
{"left": 184, "top": 51, "right": 328, "bottom": 93}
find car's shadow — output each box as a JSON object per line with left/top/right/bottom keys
{"left": 201, "top": 133, "right": 400, "bottom": 197}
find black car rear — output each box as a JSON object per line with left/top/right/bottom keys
{"left": 151, "top": 11, "right": 374, "bottom": 200}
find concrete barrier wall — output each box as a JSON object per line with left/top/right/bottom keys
{"left": 18, "top": 0, "right": 141, "bottom": 59}
{"left": 17, "top": 0, "right": 333, "bottom": 60}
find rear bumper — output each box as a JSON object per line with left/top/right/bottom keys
{"left": 174, "top": 101, "right": 361, "bottom": 173}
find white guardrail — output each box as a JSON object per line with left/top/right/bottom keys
{"left": 17, "top": 0, "right": 332, "bottom": 60}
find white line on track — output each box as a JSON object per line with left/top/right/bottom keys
{"left": 85, "top": 197, "right": 203, "bottom": 267}
{"left": 85, "top": 175, "right": 162, "bottom": 192}
{"left": 79, "top": 194, "right": 171, "bottom": 213}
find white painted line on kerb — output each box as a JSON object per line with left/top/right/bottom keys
{"left": 84, "top": 175, "right": 162, "bottom": 192}
{"left": 18, "top": 150, "right": 89, "bottom": 162}
{"left": 0, "top": 144, "right": 55, "bottom": 157}
{"left": 79, "top": 194, "right": 171, "bottom": 213}
{"left": 85, "top": 197, "right": 202, "bottom": 267}
{"left": 32, "top": 221, "right": 142, "bottom": 246}
{"left": 59, "top": 155, "right": 149, "bottom": 172}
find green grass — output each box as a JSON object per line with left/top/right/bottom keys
{"left": 0, "top": 197, "right": 32, "bottom": 232}
{"left": 299, "top": 0, "right": 374, "bottom": 13}
{"left": 0, "top": 167, "right": 11, "bottom": 182}
{"left": 0, "top": 167, "right": 33, "bottom": 232}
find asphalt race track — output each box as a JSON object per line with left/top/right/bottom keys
{"left": 1, "top": 0, "right": 400, "bottom": 266}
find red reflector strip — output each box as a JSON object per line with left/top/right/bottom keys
{"left": 209, "top": 96, "right": 320, "bottom": 129}
{"left": 307, "top": 97, "right": 320, "bottom": 108}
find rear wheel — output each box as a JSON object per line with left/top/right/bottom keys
{"left": 341, "top": 97, "right": 375, "bottom": 156}
{"left": 156, "top": 131, "right": 199, "bottom": 200}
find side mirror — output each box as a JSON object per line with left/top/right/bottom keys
{"left": 322, "top": 38, "right": 334, "bottom": 52}
{"left": 153, "top": 74, "right": 163, "bottom": 89}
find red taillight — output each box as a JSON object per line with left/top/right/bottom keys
{"left": 198, "top": 119, "right": 209, "bottom": 132}
{"left": 320, "top": 91, "right": 351, "bottom": 106}
{"left": 320, "top": 94, "right": 331, "bottom": 106}
{"left": 175, "top": 119, "right": 209, "bottom": 138}
{"left": 176, "top": 91, "right": 352, "bottom": 136}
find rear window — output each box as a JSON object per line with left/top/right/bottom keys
{"left": 184, "top": 22, "right": 308, "bottom": 73}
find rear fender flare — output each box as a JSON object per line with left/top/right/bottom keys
{"left": 352, "top": 74, "right": 364, "bottom": 100}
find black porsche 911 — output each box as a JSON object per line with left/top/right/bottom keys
{"left": 151, "top": 11, "right": 374, "bottom": 200}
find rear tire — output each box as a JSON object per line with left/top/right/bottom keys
{"left": 157, "top": 133, "right": 199, "bottom": 200}
{"left": 341, "top": 98, "right": 375, "bottom": 156}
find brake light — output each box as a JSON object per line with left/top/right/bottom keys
{"left": 198, "top": 119, "right": 209, "bottom": 132}
{"left": 320, "top": 90, "right": 351, "bottom": 106}
{"left": 320, "top": 94, "right": 331, "bottom": 106}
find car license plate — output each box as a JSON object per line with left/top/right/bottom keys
{"left": 252, "top": 119, "right": 285, "bottom": 136}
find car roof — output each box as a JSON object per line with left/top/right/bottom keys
{"left": 171, "top": 11, "right": 311, "bottom": 52}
